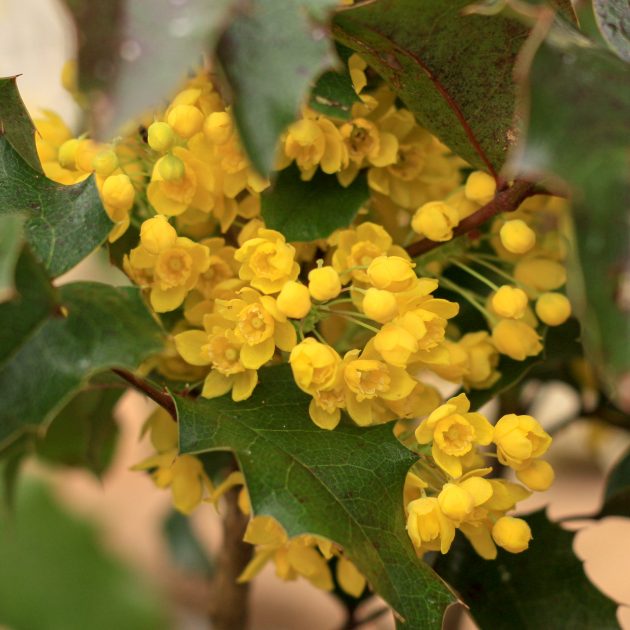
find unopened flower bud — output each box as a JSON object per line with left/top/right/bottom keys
{"left": 277, "top": 281, "right": 312, "bottom": 319}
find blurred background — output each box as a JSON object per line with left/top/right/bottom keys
{"left": 0, "top": 0, "right": 629, "bottom": 628}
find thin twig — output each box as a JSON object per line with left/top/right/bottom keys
{"left": 111, "top": 368, "right": 176, "bottom": 418}
{"left": 406, "top": 179, "right": 538, "bottom": 258}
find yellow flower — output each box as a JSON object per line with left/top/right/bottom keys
{"left": 277, "top": 281, "right": 312, "bottom": 319}
{"left": 308, "top": 266, "right": 342, "bottom": 301}
{"left": 415, "top": 393, "right": 494, "bottom": 478}
{"left": 437, "top": 476, "right": 493, "bottom": 523}
{"left": 336, "top": 556, "right": 366, "bottom": 598}
{"left": 493, "top": 413, "right": 551, "bottom": 470}
{"left": 329, "top": 221, "right": 408, "bottom": 283}
{"left": 492, "top": 516, "right": 532, "bottom": 553}
{"left": 373, "top": 321, "right": 419, "bottom": 367}
{"left": 491, "top": 285, "right": 529, "bottom": 319}
{"left": 491, "top": 319, "right": 542, "bottom": 361}
{"left": 411, "top": 200, "right": 460, "bottom": 242}
{"left": 128, "top": 216, "right": 211, "bottom": 312}
{"left": 464, "top": 171, "right": 496, "bottom": 205}
{"left": 500, "top": 219, "right": 536, "bottom": 254}
{"left": 235, "top": 228, "right": 300, "bottom": 294}
{"left": 535, "top": 292, "right": 571, "bottom": 326}
{"left": 459, "top": 331, "right": 500, "bottom": 390}
{"left": 167, "top": 103, "right": 204, "bottom": 138}
{"left": 343, "top": 345, "right": 416, "bottom": 426}
{"left": 290, "top": 338, "right": 341, "bottom": 394}
{"left": 92, "top": 149, "right": 119, "bottom": 177}
{"left": 514, "top": 256, "right": 567, "bottom": 295}
{"left": 100, "top": 173, "right": 135, "bottom": 222}
{"left": 367, "top": 255, "right": 417, "bottom": 292}
{"left": 406, "top": 497, "right": 456, "bottom": 554}
{"left": 281, "top": 116, "right": 348, "bottom": 180}
{"left": 239, "top": 516, "right": 334, "bottom": 592}
{"left": 386, "top": 381, "right": 441, "bottom": 420}
{"left": 133, "top": 408, "right": 211, "bottom": 514}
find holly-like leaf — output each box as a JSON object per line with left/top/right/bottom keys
{"left": 309, "top": 68, "right": 360, "bottom": 120}
{"left": 0, "top": 214, "right": 25, "bottom": 302}
{"left": 434, "top": 510, "right": 619, "bottom": 629}
{"left": 261, "top": 165, "right": 368, "bottom": 241}
{"left": 511, "top": 25, "right": 630, "bottom": 409}
{"left": 176, "top": 364, "right": 456, "bottom": 629}
{"left": 0, "top": 479, "right": 167, "bottom": 630}
{"left": 35, "top": 386, "right": 124, "bottom": 476}
{"left": 0, "top": 77, "right": 42, "bottom": 173}
{"left": 599, "top": 447, "right": 630, "bottom": 518}
{"left": 216, "top": 0, "right": 337, "bottom": 175}
{"left": 333, "top": 0, "right": 530, "bottom": 176}
{"left": 593, "top": 0, "right": 630, "bottom": 62}
{"left": 0, "top": 136, "right": 112, "bottom": 278}
{"left": 0, "top": 254, "right": 164, "bottom": 450}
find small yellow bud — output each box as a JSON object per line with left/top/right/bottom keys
{"left": 61, "top": 59, "right": 78, "bottom": 94}
{"left": 148, "top": 122, "right": 175, "bottom": 152}
{"left": 465, "top": 171, "right": 496, "bottom": 205}
{"left": 516, "top": 459, "right": 555, "bottom": 491}
{"left": 367, "top": 255, "right": 416, "bottom": 292}
{"left": 308, "top": 266, "right": 341, "bottom": 301}
{"left": 167, "top": 104, "right": 204, "bottom": 139}
{"left": 492, "top": 516, "right": 532, "bottom": 553}
{"left": 158, "top": 154, "right": 186, "bottom": 181}
{"left": 277, "top": 281, "right": 312, "bottom": 319}
{"left": 140, "top": 215, "right": 177, "bottom": 254}
{"left": 411, "top": 201, "right": 460, "bottom": 242}
{"left": 75, "top": 139, "right": 100, "bottom": 172}
{"left": 500, "top": 219, "right": 536, "bottom": 254}
{"left": 101, "top": 173, "right": 135, "bottom": 211}
{"left": 57, "top": 138, "right": 80, "bottom": 169}
{"left": 362, "top": 288, "right": 397, "bottom": 323}
{"left": 492, "top": 319, "right": 542, "bottom": 361}
{"left": 203, "top": 111, "right": 233, "bottom": 144}
{"left": 515, "top": 257, "right": 566, "bottom": 294}
{"left": 493, "top": 413, "right": 551, "bottom": 469}
{"left": 491, "top": 285, "right": 529, "bottom": 319}
{"left": 92, "top": 149, "right": 119, "bottom": 177}
{"left": 535, "top": 292, "right": 571, "bottom": 326}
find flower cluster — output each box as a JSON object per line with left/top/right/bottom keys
{"left": 36, "top": 45, "right": 570, "bottom": 584}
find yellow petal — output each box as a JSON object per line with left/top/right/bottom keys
{"left": 274, "top": 320, "right": 297, "bottom": 352}
{"left": 174, "top": 330, "right": 211, "bottom": 366}
{"left": 237, "top": 548, "right": 276, "bottom": 583}
{"left": 232, "top": 370, "right": 258, "bottom": 401}
{"left": 309, "top": 399, "right": 341, "bottom": 430}
{"left": 240, "top": 337, "right": 275, "bottom": 370}
{"left": 336, "top": 556, "right": 366, "bottom": 597}
{"left": 460, "top": 477, "right": 493, "bottom": 506}
{"left": 150, "top": 285, "right": 187, "bottom": 312}
{"left": 202, "top": 371, "right": 233, "bottom": 398}
{"left": 432, "top": 444, "right": 463, "bottom": 479}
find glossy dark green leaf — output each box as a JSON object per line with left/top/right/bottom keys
{"left": 261, "top": 165, "right": 368, "bottom": 241}
{"left": 512, "top": 25, "right": 630, "bottom": 409}
{"left": 434, "top": 510, "right": 619, "bottom": 630}
{"left": 0, "top": 214, "right": 24, "bottom": 302}
{"left": 599, "top": 447, "right": 630, "bottom": 518}
{"left": 333, "top": 0, "right": 530, "bottom": 175}
{"left": 36, "top": 386, "right": 124, "bottom": 476}
{"left": 216, "top": 0, "right": 337, "bottom": 175}
{"left": 0, "top": 262, "right": 164, "bottom": 450}
{"left": 176, "top": 364, "right": 456, "bottom": 629}
{"left": 163, "top": 510, "right": 214, "bottom": 576}
{"left": 0, "top": 479, "right": 167, "bottom": 630}
{"left": 0, "top": 78, "right": 42, "bottom": 173}
{"left": 309, "top": 68, "right": 360, "bottom": 120}
{"left": 593, "top": 0, "right": 630, "bottom": 62}
{"left": 0, "top": 136, "right": 112, "bottom": 278}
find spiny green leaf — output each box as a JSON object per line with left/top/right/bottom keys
{"left": 434, "top": 510, "right": 619, "bottom": 630}
{"left": 0, "top": 214, "right": 25, "bottom": 302}
{"left": 593, "top": 0, "right": 630, "bottom": 62}
{"left": 0, "top": 136, "right": 112, "bottom": 278}
{"left": 0, "top": 77, "right": 42, "bottom": 173}
{"left": 261, "top": 165, "right": 368, "bottom": 241}
{"left": 0, "top": 256, "right": 164, "bottom": 450}
{"left": 511, "top": 24, "right": 630, "bottom": 408}
{"left": 35, "top": 386, "right": 124, "bottom": 476}
{"left": 333, "top": 0, "right": 530, "bottom": 175}
{"left": 0, "top": 479, "right": 167, "bottom": 630}
{"left": 599, "top": 447, "right": 630, "bottom": 518}
{"left": 176, "top": 364, "right": 456, "bottom": 629}
{"left": 216, "top": 0, "right": 337, "bottom": 175}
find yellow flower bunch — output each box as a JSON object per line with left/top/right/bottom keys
{"left": 405, "top": 392, "right": 553, "bottom": 559}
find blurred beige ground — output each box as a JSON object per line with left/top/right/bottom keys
{"left": 1, "top": 0, "right": 629, "bottom": 628}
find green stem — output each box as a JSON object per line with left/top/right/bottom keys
{"left": 452, "top": 260, "right": 500, "bottom": 292}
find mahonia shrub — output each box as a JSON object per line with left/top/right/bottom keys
{"left": 1, "top": 0, "right": 627, "bottom": 628}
